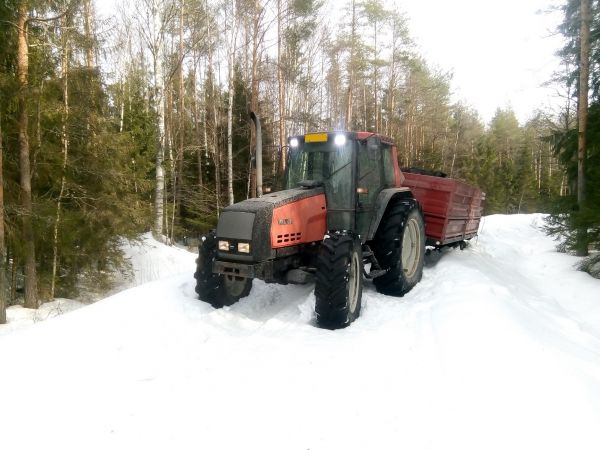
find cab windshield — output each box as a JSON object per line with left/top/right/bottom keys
{"left": 286, "top": 139, "right": 354, "bottom": 210}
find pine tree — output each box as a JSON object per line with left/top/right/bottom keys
{"left": 547, "top": 0, "right": 600, "bottom": 263}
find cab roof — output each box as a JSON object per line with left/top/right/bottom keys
{"left": 289, "top": 131, "right": 396, "bottom": 146}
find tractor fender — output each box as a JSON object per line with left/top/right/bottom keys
{"left": 365, "top": 188, "right": 414, "bottom": 241}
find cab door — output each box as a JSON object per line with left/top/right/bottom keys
{"left": 356, "top": 136, "right": 398, "bottom": 242}
{"left": 355, "top": 136, "right": 384, "bottom": 239}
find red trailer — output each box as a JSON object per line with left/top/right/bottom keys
{"left": 402, "top": 171, "right": 485, "bottom": 247}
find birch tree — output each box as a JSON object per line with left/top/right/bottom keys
{"left": 277, "top": 0, "right": 285, "bottom": 170}
{"left": 344, "top": 0, "right": 357, "bottom": 128}
{"left": 226, "top": 0, "right": 238, "bottom": 205}
{"left": 132, "top": 0, "right": 177, "bottom": 239}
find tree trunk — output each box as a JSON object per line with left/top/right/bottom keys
{"left": 211, "top": 71, "right": 221, "bottom": 212}
{"left": 450, "top": 129, "right": 459, "bottom": 177}
{"left": 119, "top": 79, "right": 125, "bottom": 132}
{"left": 226, "top": 79, "right": 234, "bottom": 206}
{"left": 248, "top": 0, "right": 262, "bottom": 199}
{"left": 387, "top": 55, "right": 395, "bottom": 136}
{"left": 164, "top": 83, "right": 174, "bottom": 242}
{"left": 345, "top": 0, "right": 356, "bottom": 128}
{"left": 576, "top": 0, "right": 590, "bottom": 256}
{"left": 11, "top": 254, "right": 17, "bottom": 306}
{"left": 193, "top": 57, "right": 204, "bottom": 188}
{"left": 153, "top": 4, "right": 166, "bottom": 240}
{"left": 83, "top": 0, "right": 96, "bottom": 144}
{"left": 84, "top": 0, "right": 95, "bottom": 69}
{"left": 373, "top": 20, "right": 378, "bottom": 133}
{"left": 277, "top": 0, "right": 286, "bottom": 172}
{"left": 51, "top": 17, "right": 70, "bottom": 299}
{"left": 34, "top": 79, "right": 42, "bottom": 177}
{"left": 205, "top": 0, "right": 220, "bottom": 213}
{"left": 0, "top": 114, "right": 7, "bottom": 324}
{"left": 17, "top": 2, "right": 37, "bottom": 309}
{"left": 170, "top": 0, "right": 186, "bottom": 243}
{"left": 226, "top": 0, "right": 238, "bottom": 205}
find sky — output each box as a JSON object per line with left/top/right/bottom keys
{"left": 397, "top": 0, "right": 565, "bottom": 124}
{"left": 97, "top": 0, "right": 566, "bottom": 126}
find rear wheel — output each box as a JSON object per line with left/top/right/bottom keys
{"left": 373, "top": 199, "right": 425, "bottom": 296}
{"left": 194, "top": 231, "right": 253, "bottom": 308}
{"left": 314, "top": 232, "right": 363, "bottom": 329}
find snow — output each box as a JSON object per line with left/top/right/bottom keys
{"left": 0, "top": 299, "right": 85, "bottom": 336}
{"left": 117, "top": 232, "right": 197, "bottom": 287}
{"left": 0, "top": 233, "right": 195, "bottom": 335}
{"left": 1, "top": 214, "right": 599, "bottom": 450}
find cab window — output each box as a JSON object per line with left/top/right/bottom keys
{"left": 357, "top": 139, "right": 382, "bottom": 206}
{"left": 381, "top": 143, "right": 396, "bottom": 187}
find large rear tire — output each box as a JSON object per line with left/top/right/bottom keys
{"left": 194, "top": 231, "right": 253, "bottom": 308}
{"left": 314, "top": 232, "right": 363, "bottom": 329}
{"left": 372, "top": 199, "right": 425, "bottom": 296}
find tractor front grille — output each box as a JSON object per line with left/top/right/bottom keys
{"left": 276, "top": 232, "right": 302, "bottom": 244}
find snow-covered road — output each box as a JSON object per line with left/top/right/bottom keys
{"left": 1, "top": 214, "right": 599, "bottom": 450}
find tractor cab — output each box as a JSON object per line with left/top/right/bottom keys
{"left": 284, "top": 132, "right": 403, "bottom": 240}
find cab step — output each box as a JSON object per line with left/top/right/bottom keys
{"left": 364, "top": 269, "right": 387, "bottom": 279}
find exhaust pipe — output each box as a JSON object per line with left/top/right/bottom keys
{"left": 249, "top": 111, "right": 263, "bottom": 197}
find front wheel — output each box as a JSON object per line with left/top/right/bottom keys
{"left": 373, "top": 199, "right": 425, "bottom": 296}
{"left": 220, "top": 272, "right": 253, "bottom": 306}
{"left": 194, "top": 231, "right": 253, "bottom": 308}
{"left": 314, "top": 232, "right": 363, "bottom": 329}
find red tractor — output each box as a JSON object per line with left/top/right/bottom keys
{"left": 195, "top": 119, "right": 484, "bottom": 329}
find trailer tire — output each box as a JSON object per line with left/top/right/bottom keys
{"left": 194, "top": 231, "right": 252, "bottom": 308}
{"left": 372, "top": 199, "right": 425, "bottom": 296}
{"left": 314, "top": 233, "right": 363, "bottom": 329}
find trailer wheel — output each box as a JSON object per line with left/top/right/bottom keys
{"left": 373, "top": 199, "right": 425, "bottom": 296}
{"left": 314, "top": 233, "right": 363, "bottom": 329}
{"left": 194, "top": 231, "right": 252, "bottom": 308}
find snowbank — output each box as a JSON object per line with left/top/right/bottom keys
{"left": 117, "top": 232, "right": 197, "bottom": 287}
{"left": 0, "top": 299, "right": 85, "bottom": 336}
{"left": 0, "top": 232, "right": 196, "bottom": 334}
{"left": 0, "top": 214, "right": 599, "bottom": 450}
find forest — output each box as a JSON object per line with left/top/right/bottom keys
{"left": 0, "top": 0, "right": 598, "bottom": 320}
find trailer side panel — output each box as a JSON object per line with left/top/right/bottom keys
{"left": 402, "top": 172, "right": 485, "bottom": 246}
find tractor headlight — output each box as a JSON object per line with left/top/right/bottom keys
{"left": 218, "top": 240, "right": 230, "bottom": 251}
{"left": 290, "top": 138, "right": 299, "bottom": 148}
{"left": 237, "top": 242, "right": 251, "bottom": 253}
{"left": 334, "top": 134, "right": 346, "bottom": 146}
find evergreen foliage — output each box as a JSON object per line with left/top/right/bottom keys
{"left": 546, "top": 0, "right": 600, "bottom": 260}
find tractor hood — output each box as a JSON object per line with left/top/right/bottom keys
{"left": 216, "top": 187, "right": 327, "bottom": 263}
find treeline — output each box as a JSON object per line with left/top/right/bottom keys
{"left": 546, "top": 0, "right": 600, "bottom": 265}
{"left": 0, "top": 0, "right": 594, "bottom": 317}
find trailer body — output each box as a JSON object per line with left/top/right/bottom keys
{"left": 402, "top": 172, "right": 485, "bottom": 247}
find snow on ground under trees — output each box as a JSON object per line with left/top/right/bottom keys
{"left": 1, "top": 214, "right": 599, "bottom": 450}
